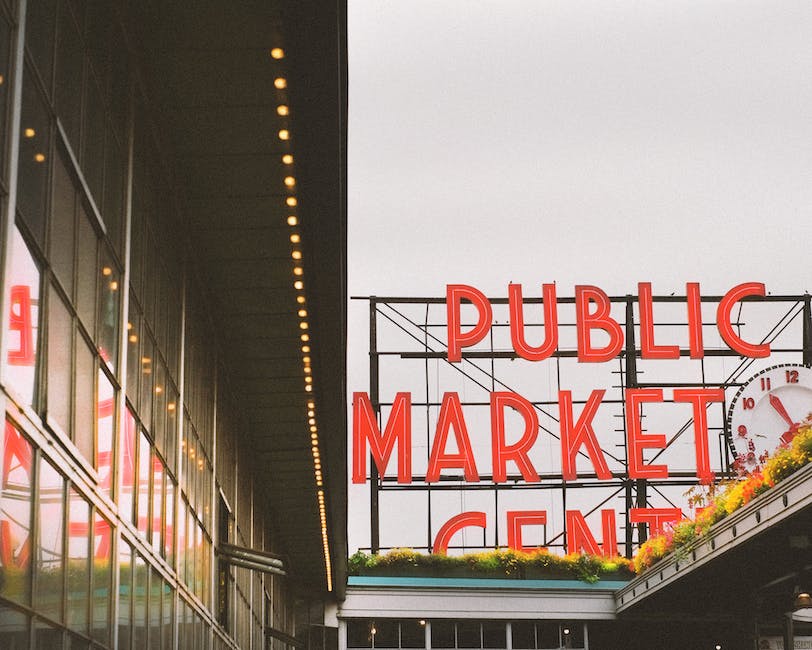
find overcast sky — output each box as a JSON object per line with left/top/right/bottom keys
{"left": 346, "top": 0, "right": 812, "bottom": 553}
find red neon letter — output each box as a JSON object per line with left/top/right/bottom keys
{"left": 433, "top": 511, "right": 486, "bottom": 555}
{"left": 673, "top": 388, "right": 723, "bottom": 481}
{"left": 638, "top": 282, "right": 679, "bottom": 360}
{"left": 575, "top": 285, "right": 623, "bottom": 363}
{"left": 426, "top": 392, "right": 479, "bottom": 482}
{"left": 625, "top": 389, "right": 668, "bottom": 479}
{"left": 446, "top": 284, "right": 492, "bottom": 362}
{"left": 566, "top": 510, "right": 617, "bottom": 557}
{"left": 716, "top": 282, "right": 770, "bottom": 358}
{"left": 352, "top": 392, "right": 412, "bottom": 484}
{"left": 686, "top": 282, "right": 704, "bottom": 359}
{"left": 8, "top": 285, "right": 35, "bottom": 365}
{"left": 559, "top": 390, "right": 612, "bottom": 481}
{"left": 490, "top": 392, "right": 540, "bottom": 483}
{"left": 508, "top": 283, "right": 558, "bottom": 361}
{"left": 630, "top": 508, "right": 682, "bottom": 537}
{"left": 507, "top": 511, "right": 547, "bottom": 552}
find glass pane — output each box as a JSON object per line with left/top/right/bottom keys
{"left": 3, "top": 227, "right": 41, "bottom": 406}
{"left": 511, "top": 622, "right": 535, "bottom": 650}
{"left": 25, "top": 0, "right": 56, "bottom": 86}
{"left": 162, "top": 583, "right": 173, "bottom": 650}
{"left": 34, "top": 619, "right": 64, "bottom": 649}
{"left": 76, "top": 205, "right": 98, "bottom": 336}
{"left": 51, "top": 146, "right": 76, "bottom": 296}
{"left": 0, "top": 605, "right": 29, "bottom": 649}
{"left": 97, "top": 245, "right": 120, "bottom": 372}
{"left": 103, "top": 126, "right": 125, "bottom": 251}
{"left": 166, "top": 385, "right": 178, "bottom": 471}
{"left": 151, "top": 454, "right": 163, "bottom": 551}
{"left": 482, "top": 622, "right": 505, "bottom": 649}
{"left": 457, "top": 621, "right": 481, "bottom": 649}
{"left": 0, "top": 15, "right": 10, "bottom": 173}
{"left": 36, "top": 459, "right": 65, "bottom": 621}
{"left": 136, "top": 431, "right": 150, "bottom": 537}
{"left": 74, "top": 335, "right": 94, "bottom": 462}
{"left": 373, "top": 620, "right": 397, "bottom": 649}
{"left": 400, "top": 620, "right": 425, "bottom": 649}
{"left": 126, "top": 301, "right": 141, "bottom": 406}
{"left": 133, "top": 553, "right": 147, "bottom": 648}
{"left": 431, "top": 621, "right": 455, "bottom": 649}
{"left": 129, "top": 210, "right": 144, "bottom": 301}
{"left": 66, "top": 488, "right": 90, "bottom": 634}
{"left": 140, "top": 335, "right": 154, "bottom": 435}
{"left": 0, "top": 422, "right": 33, "bottom": 605}
{"left": 91, "top": 512, "right": 112, "bottom": 645}
{"left": 153, "top": 360, "right": 165, "bottom": 453}
{"left": 47, "top": 286, "right": 72, "bottom": 433}
{"left": 118, "top": 542, "right": 132, "bottom": 650}
{"left": 82, "top": 75, "right": 104, "bottom": 206}
{"left": 176, "top": 499, "right": 186, "bottom": 585}
{"left": 119, "top": 410, "right": 137, "bottom": 524}
{"left": 347, "top": 620, "right": 373, "bottom": 649}
{"left": 97, "top": 368, "right": 114, "bottom": 496}
{"left": 562, "top": 624, "right": 583, "bottom": 649}
{"left": 54, "top": 0, "right": 83, "bottom": 149}
{"left": 149, "top": 567, "right": 161, "bottom": 649}
{"left": 164, "top": 479, "right": 174, "bottom": 566}
{"left": 17, "top": 73, "right": 51, "bottom": 245}
{"left": 537, "top": 623, "right": 559, "bottom": 649}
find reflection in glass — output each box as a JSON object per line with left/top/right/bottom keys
{"left": 151, "top": 453, "right": 164, "bottom": 551}
{"left": 76, "top": 205, "right": 97, "bottom": 336}
{"left": 97, "top": 369, "right": 115, "bottom": 497}
{"left": 50, "top": 147, "right": 76, "bottom": 297}
{"left": 149, "top": 568, "right": 161, "bottom": 647}
{"left": 98, "top": 246, "right": 120, "bottom": 371}
{"left": 66, "top": 488, "right": 90, "bottom": 634}
{"left": 140, "top": 335, "right": 154, "bottom": 435}
{"left": 47, "top": 285, "right": 72, "bottom": 433}
{"left": 36, "top": 460, "right": 64, "bottom": 621}
{"left": 74, "top": 336, "right": 94, "bottom": 462}
{"left": 119, "top": 410, "right": 137, "bottom": 524}
{"left": 126, "top": 301, "right": 141, "bottom": 405}
{"left": 165, "top": 479, "right": 175, "bottom": 566}
{"left": 162, "top": 583, "right": 173, "bottom": 650}
{"left": 0, "top": 604, "right": 29, "bottom": 649}
{"left": 17, "top": 71, "right": 51, "bottom": 244}
{"left": 0, "top": 16, "right": 10, "bottom": 173}
{"left": 0, "top": 421, "right": 33, "bottom": 605}
{"left": 33, "top": 618, "right": 63, "bottom": 650}
{"left": 118, "top": 542, "right": 133, "bottom": 650}
{"left": 91, "top": 512, "right": 112, "bottom": 645}
{"left": 3, "top": 227, "right": 41, "bottom": 406}
{"left": 133, "top": 552, "right": 147, "bottom": 648}
{"left": 137, "top": 431, "right": 150, "bottom": 538}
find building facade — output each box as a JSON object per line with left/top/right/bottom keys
{"left": 0, "top": 0, "right": 348, "bottom": 648}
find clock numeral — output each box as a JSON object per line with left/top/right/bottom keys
{"left": 760, "top": 377, "right": 771, "bottom": 391}
{"left": 737, "top": 425, "right": 748, "bottom": 437}
{"left": 742, "top": 397, "right": 755, "bottom": 410}
{"left": 786, "top": 369, "right": 799, "bottom": 384}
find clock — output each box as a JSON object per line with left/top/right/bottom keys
{"left": 726, "top": 363, "right": 812, "bottom": 471}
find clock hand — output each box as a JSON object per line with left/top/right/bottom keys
{"left": 768, "top": 393, "right": 796, "bottom": 429}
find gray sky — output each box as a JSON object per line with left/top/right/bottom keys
{"left": 346, "top": 0, "right": 812, "bottom": 553}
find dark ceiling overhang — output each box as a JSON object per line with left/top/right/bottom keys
{"left": 127, "top": 0, "right": 348, "bottom": 597}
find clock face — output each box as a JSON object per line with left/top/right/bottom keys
{"left": 727, "top": 363, "right": 812, "bottom": 471}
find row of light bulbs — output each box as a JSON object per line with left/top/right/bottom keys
{"left": 273, "top": 46, "right": 333, "bottom": 593}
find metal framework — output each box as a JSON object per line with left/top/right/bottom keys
{"left": 356, "top": 292, "right": 812, "bottom": 557}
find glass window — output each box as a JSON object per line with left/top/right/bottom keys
{"left": 91, "top": 512, "right": 112, "bottom": 645}
{"left": 511, "top": 622, "right": 535, "bottom": 650}
{"left": 537, "top": 623, "right": 559, "bottom": 649}
{"left": 50, "top": 146, "right": 77, "bottom": 296}
{"left": 36, "top": 459, "right": 64, "bottom": 621}
{"left": 133, "top": 552, "right": 147, "bottom": 648}
{"left": 17, "top": 73, "right": 51, "bottom": 246}
{"left": 347, "top": 620, "right": 373, "bottom": 649}
{"left": 149, "top": 568, "right": 161, "bottom": 649}
{"left": 0, "top": 421, "right": 34, "bottom": 605}
{"left": 457, "top": 621, "right": 480, "bottom": 649}
{"left": 97, "top": 245, "right": 120, "bottom": 372}
{"left": 25, "top": 0, "right": 57, "bottom": 87}
{"left": 66, "top": 487, "right": 90, "bottom": 634}
{"left": 561, "top": 623, "right": 584, "bottom": 649}
{"left": 103, "top": 126, "right": 125, "bottom": 251}
{"left": 140, "top": 334, "right": 154, "bottom": 435}
{"left": 373, "top": 620, "right": 397, "bottom": 649}
{"left": 136, "top": 431, "right": 150, "bottom": 537}
{"left": 400, "top": 621, "right": 425, "bottom": 649}
{"left": 76, "top": 205, "right": 97, "bottom": 336}
{"left": 81, "top": 75, "right": 104, "bottom": 206}
{"left": 119, "top": 410, "right": 137, "bottom": 524}
{"left": 33, "top": 619, "right": 62, "bottom": 649}
{"left": 126, "top": 301, "right": 141, "bottom": 406}
{"left": 151, "top": 453, "right": 164, "bottom": 551}
{"left": 431, "top": 622, "right": 455, "bottom": 649}
{"left": 165, "top": 478, "right": 175, "bottom": 566}
{"left": 153, "top": 360, "right": 166, "bottom": 452}
{"left": 97, "top": 368, "right": 115, "bottom": 495}
{"left": 54, "top": 0, "right": 83, "bottom": 150}
{"left": 3, "top": 227, "right": 41, "bottom": 406}
{"left": 74, "top": 334, "right": 95, "bottom": 462}
{"left": 118, "top": 542, "right": 133, "bottom": 650}
{"left": 0, "top": 15, "right": 10, "bottom": 174}
{"left": 482, "top": 622, "right": 505, "bottom": 649}
{"left": 0, "top": 605, "right": 29, "bottom": 649}
{"left": 46, "top": 285, "right": 72, "bottom": 433}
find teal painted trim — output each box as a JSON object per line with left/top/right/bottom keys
{"left": 347, "top": 576, "right": 629, "bottom": 590}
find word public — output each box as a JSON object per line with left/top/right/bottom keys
{"left": 352, "top": 282, "right": 770, "bottom": 552}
